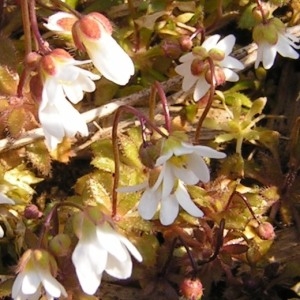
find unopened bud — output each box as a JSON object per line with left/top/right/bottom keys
{"left": 190, "top": 58, "right": 208, "bottom": 76}
{"left": 179, "top": 35, "right": 193, "bottom": 51}
{"left": 25, "top": 52, "right": 41, "bottom": 70}
{"left": 139, "top": 141, "right": 161, "bottom": 169}
{"left": 180, "top": 277, "right": 203, "bottom": 300}
{"left": 161, "top": 38, "right": 182, "bottom": 59}
{"left": 49, "top": 234, "right": 72, "bottom": 257}
{"left": 257, "top": 222, "right": 275, "bottom": 240}
{"left": 24, "top": 204, "right": 43, "bottom": 219}
{"left": 192, "top": 46, "right": 208, "bottom": 59}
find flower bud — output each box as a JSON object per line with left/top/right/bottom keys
{"left": 190, "top": 58, "right": 208, "bottom": 76}
{"left": 180, "top": 277, "right": 203, "bottom": 300}
{"left": 25, "top": 52, "right": 41, "bottom": 70}
{"left": 72, "top": 12, "right": 113, "bottom": 51}
{"left": 192, "top": 46, "right": 208, "bottom": 59}
{"left": 24, "top": 204, "right": 43, "bottom": 219}
{"left": 49, "top": 234, "right": 72, "bottom": 257}
{"left": 139, "top": 141, "right": 161, "bottom": 169}
{"left": 161, "top": 38, "right": 182, "bottom": 59}
{"left": 179, "top": 35, "right": 193, "bottom": 51}
{"left": 257, "top": 222, "right": 275, "bottom": 240}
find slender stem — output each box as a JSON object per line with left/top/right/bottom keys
{"left": 226, "top": 192, "right": 260, "bottom": 224}
{"left": 111, "top": 105, "right": 168, "bottom": 218}
{"left": 21, "top": 0, "right": 32, "bottom": 55}
{"left": 194, "top": 57, "right": 215, "bottom": 143}
{"left": 255, "top": 0, "right": 267, "bottom": 24}
{"left": 29, "top": 0, "right": 51, "bottom": 54}
{"left": 154, "top": 81, "right": 171, "bottom": 133}
{"left": 190, "top": 27, "right": 205, "bottom": 43}
{"left": 149, "top": 85, "right": 156, "bottom": 125}
{"left": 38, "top": 201, "right": 83, "bottom": 248}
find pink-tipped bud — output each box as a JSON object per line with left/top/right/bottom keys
{"left": 180, "top": 278, "right": 203, "bottom": 300}
{"left": 257, "top": 222, "right": 275, "bottom": 240}
{"left": 24, "top": 204, "right": 43, "bottom": 219}
{"left": 179, "top": 35, "right": 193, "bottom": 51}
{"left": 72, "top": 12, "right": 113, "bottom": 51}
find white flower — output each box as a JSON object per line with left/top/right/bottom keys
{"left": 72, "top": 12, "right": 134, "bottom": 85}
{"left": 12, "top": 249, "right": 67, "bottom": 300}
{"left": 175, "top": 34, "right": 244, "bottom": 101}
{"left": 120, "top": 132, "right": 226, "bottom": 225}
{"left": 37, "top": 48, "right": 100, "bottom": 150}
{"left": 253, "top": 18, "right": 300, "bottom": 69}
{"left": 71, "top": 208, "right": 142, "bottom": 295}
{"left": 0, "top": 192, "right": 14, "bottom": 238}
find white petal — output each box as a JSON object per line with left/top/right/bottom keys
{"left": 22, "top": 270, "right": 40, "bottom": 294}
{"left": 96, "top": 224, "right": 129, "bottom": 262}
{"left": 175, "top": 182, "right": 204, "bottom": 217}
{"left": 175, "top": 63, "right": 198, "bottom": 92}
{"left": 186, "top": 154, "right": 210, "bottom": 183}
{"left": 223, "top": 68, "right": 239, "bottom": 82}
{"left": 276, "top": 34, "right": 299, "bottom": 59}
{"left": 161, "top": 164, "right": 175, "bottom": 198}
{"left": 0, "top": 226, "right": 3, "bottom": 238}
{"left": 138, "top": 188, "right": 160, "bottom": 220}
{"left": 183, "top": 143, "right": 226, "bottom": 158}
{"left": 160, "top": 194, "right": 179, "bottom": 225}
{"left": 155, "top": 150, "right": 174, "bottom": 166}
{"left": 172, "top": 165, "right": 199, "bottom": 185}
{"left": 179, "top": 52, "right": 194, "bottom": 63}
{"left": 216, "top": 35, "right": 235, "bottom": 56}
{"left": 72, "top": 242, "right": 104, "bottom": 295}
{"left": 12, "top": 273, "right": 24, "bottom": 298}
{"left": 105, "top": 252, "right": 132, "bottom": 279}
{"left": 118, "top": 235, "right": 143, "bottom": 262}
{"left": 193, "top": 76, "right": 210, "bottom": 101}
{"left": 202, "top": 34, "right": 221, "bottom": 51}
{"left": 84, "top": 32, "right": 134, "bottom": 85}
{"left": 220, "top": 56, "right": 244, "bottom": 70}
{"left": 0, "top": 192, "right": 15, "bottom": 204}
{"left": 262, "top": 43, "right": 277, "bottom": 69}
{"left": 40, "top": 272, "right": 66, "bottom": 298}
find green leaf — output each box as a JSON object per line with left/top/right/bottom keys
{"left": 26, "top": 141, "right": 52, "bottom": 177}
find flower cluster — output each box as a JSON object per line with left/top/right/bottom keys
{"left": 31, "top": 11, "right": 135, "bottom": 150}
{"left": 253, "top": 17, "right": 300, "bottom": 69}
{"left": 175, "top": 34, "right": 244, "bottom": 102}
{"left": 12, "top": 249, "right": 67, "bottom": 300}
{"left": 122, "top": 132, "right": 226, "bottom": 225}
{"left": 71, "top": 207, "right": 142, "bottom": 295}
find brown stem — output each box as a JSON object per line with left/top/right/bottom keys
{"left": 21, "top": 0, "right": 32, "bottom": 55}
{"left": 29, "top": 0, "right": 51, "bottom": 54}
{"left": 38, "top": 201, "right": 83, "bottom": 248}
{"left": 154, "top": 81, "right": 171, "bottom": 133}
{"left": 194, "top": 57, "right": 215, "bottom": 143}
{"left": 111, "top": 105, "right": 168, "bottom": 218}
